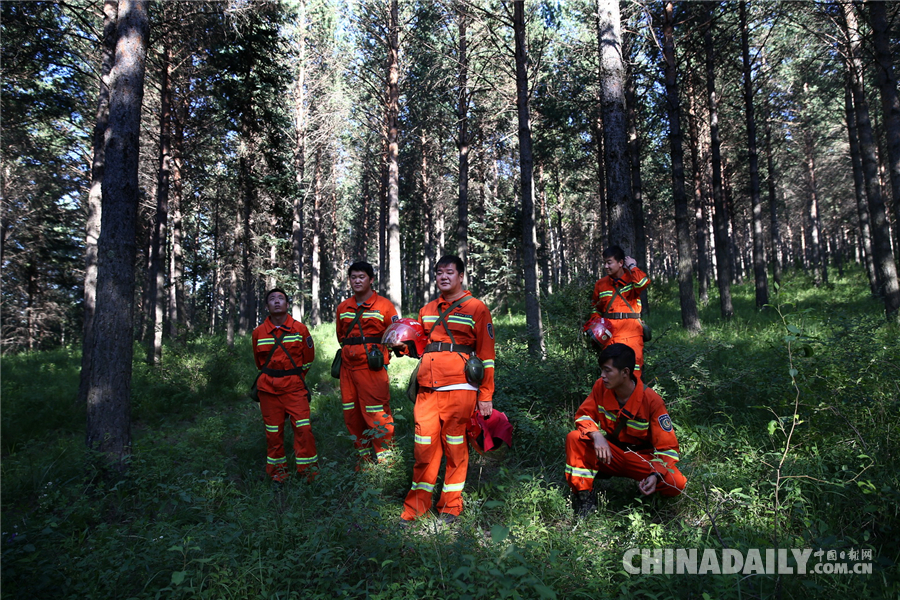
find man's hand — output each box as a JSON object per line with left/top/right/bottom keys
{"left": 477, "top": 400, "right": 493, "bottom": 418}
{"left": 638, "top": 473, "right": 660, "bottom": 496}
{"left": 624, "top": 255, "right": 638, "bottom": 270}
{"left": 589, "top": 430, "right": 611, "bottom": 464}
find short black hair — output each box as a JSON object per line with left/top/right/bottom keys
{"left": 265, "top": 288, "right": 289, "bottom": 303}
{"left": 435, "top": 254, "right": 465, "bottom": 273}
{"left": 602, "top": 245, "right": 625, "bottom": 262}
{"left": 348, "top": 261, "right": 375, "bottom": 279}
{"left": 598, "top": 343, "right": 636, "bottom": 374}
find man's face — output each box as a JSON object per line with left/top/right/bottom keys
{"left": 604, "top": 256, "right": 625, "bottom": 278}
{"left": 599, "top": 359, "right": 630, "bottom": 391}
{"left": 267, "top": 292, "right": 288, "bottom": 316}
{"left": 349, "top": 270, "right": 373, "bottom": 295}
{"left": 435, "top": 263, "right": 464, "bottom": 296}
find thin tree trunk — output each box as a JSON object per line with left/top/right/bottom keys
{"left": 740, "top": 1, "right": 768, "bottom": 307}
{"left": 421, "top": 134, "right": 435, "bottom": 300}
{"left": 386, "top": 0, "right": 402, "bottom": 314}
{"left": 704, "top": 2, "right": 734, "bottom": 319}
{"left": 78, "top": 0, "right": 117, "bottom": 405}
{"left": 238, "top": 149, "right": 254, "bottom": 335}
{"left": 763, "top": 106, "right": 783, "bottom": 287}
{"left": 686, "top": 62, "right": 710, "bottom": 305}
{"left": 513, "top": 0, "right": 545, "bottom": 358}
{"left": 662, "top": 1, "right": 700, "bottom": 333}
{"left": 310, "top": 148, "right": 322, "bottom": 326}
{"left": 802, "top": 83, "right": 827, "bottom": 287}
{"left": 625, "top": 51, "right": 646, "bottom": 271}
{"left": 291, "top": 0, "right": 307, "bottom": 321}
{"left": 844, "top": 78, "right": 878, "bottom": 294}
{"left": 457, "top": 0, "right": 469, "bottom": 264}
{"left": 86, "top": 0, "right": 149, "bottom": 466}
{"left": 868, "top": 0, "right": 900, "bottom": 258}
{"left": 147, "top": 40, "right": 171, "bottom": 365}
{"left": 597, "top": 0, "right": 634, "bottom": 253}
{"left": 168, "top": 92, "right": 185, "bottom": 337}
{"left": 842, "top": 1, "right": 900, "bottom": 316}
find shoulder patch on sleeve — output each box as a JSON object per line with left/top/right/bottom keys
{"left": 306, "top": 336, "right": 314, "bottom": 349}
{"left": 392, "top": 315, "right": 399, "bottom": 323}
{"left": 658, "top": 414, "right": 673, "bottom": 432}
{"left": 487, "top": 323, "right": 494, "bottom": 339}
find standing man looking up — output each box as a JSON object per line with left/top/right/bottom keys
{"left": 390, "top": 255, "right": 496, "bottom": 526}
{"left": 252, "top": 289, "right": 317, "bottom": 483}
{"left": 591, "top": 245, "right": 651, "bottom": 377}
{"left": 335, "top": 261, "right": 399, "bottom": 468}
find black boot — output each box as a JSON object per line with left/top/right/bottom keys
{"left": 574, "top": 489, "right": 597, "bottom": 518}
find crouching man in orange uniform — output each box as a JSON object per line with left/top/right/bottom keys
{"left": 390, "top": 255, "right": 495, "bottom": 526}
{"left": 565, "top": 343, "right": 685, "bottom": 516}
{"left": 335, "top": 261, "right": 399, "bottom": 467}
{"left": 252, "top": 288, "right": 317, "bottom": 483}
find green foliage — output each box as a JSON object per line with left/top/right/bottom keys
{"left": 2, "top": 271, "right": 899, "bottom": 598}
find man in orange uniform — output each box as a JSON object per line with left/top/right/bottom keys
{"left": 335, "top": 261, "right": 399, "bottom": 467}
{"left": 565, "top": 343, "right": 686, "bottom": 516}
{"left": 392, "top": 255, "right": 495, "bottom": 525}
{"left": 591, "top": 245, "right": 650, "bottom": 377}
{"left": 252, "top": 288, "right": 317, "bottom": 483}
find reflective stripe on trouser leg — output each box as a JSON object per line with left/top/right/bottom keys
{"left": 564, "top": 430, "right": 598, "bottom": 491}
{"left": 435, "top": 389, "right": 477, "bottom": 517}
{"left": 340, "top": 366, "right": 394, "bottom": 456}
{"left": 593, "top": 441, "right": 686, "bottom": 497}
{"left": 402, "top": 389, "right": 443, "bottom": 520}
{"left": 259, "top": 390, "right": 289, "bottom": 480}
{"left": 281, "top": 388, "right": 317, "bottom": 474}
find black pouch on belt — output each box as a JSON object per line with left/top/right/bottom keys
{"left": 366, "top": 346, "right": 384, "bottom": 371}
{"left": 464, "top": 355, "right": 484, "bottom": 387}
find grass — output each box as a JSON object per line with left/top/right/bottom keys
{"left": 1, "top": 268, "right": 898, "bottom": 598}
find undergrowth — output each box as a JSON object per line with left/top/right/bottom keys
{"left": 1, "top": 269, "right": 898, "bottom": 598}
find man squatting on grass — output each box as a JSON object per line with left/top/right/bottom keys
{"left": 334, "top": 261, "right": 399, "bottom": 468}
{"left": 252, "top": 289, "right": 317, "bottom": 483}
{"left": 565, "top": 343, "right": 686, "bottom": 516}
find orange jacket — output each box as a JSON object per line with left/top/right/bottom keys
{"left": 252, "top": 315, "right": 315, "bottom": 394}
{"left": 573, "top": 378, "right": 680, "bottom": 475}
{"left": 416, "top": 291, "right": 495, "bottom": 402}
{"left": 335, "top": 292, "right": 398, "bottom": 371}
{"left": 591, "top": 267, "right": 650, "bottom": 337}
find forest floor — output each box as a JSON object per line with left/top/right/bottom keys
{"left": 2, "top": 269, "right": 898, "bottom": 599}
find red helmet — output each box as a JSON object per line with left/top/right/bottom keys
{"left": 382, "top": 318, "right": 427, "bottom": 358}
{"left": 582, "top": 316, "right": 613, "bottom": 350}
{"left": 466, "top": 409, "right": 513, "bottom": 454}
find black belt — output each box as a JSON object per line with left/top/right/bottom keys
{"left": 341, "top": 336, "right": 382, "bottom": 346}
{"left": 261, "top": 367, "right": 306, "bottom": 378}
{"left": 604, "top": 313, "right": 641, "bottom": 320}
{"left": 606, "top": 437, "right": 652, "bottom": 453}
{"left": 423, "top": 342, "right": 475, "bottom": 354}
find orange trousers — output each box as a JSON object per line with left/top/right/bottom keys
{"left": 401, "top": 388, "right": 477, "bottom": 520}
{"left": 259, "top": 388, "right": 317, "bottom": 482}
{"left": 610, "top": 333, "right": 644, "bottom": 376}
{"left": 564, "top": 430, "right": 685, "bottom": 497}
{"left": 340, "top": 366, "right": 394, "bottom": 463}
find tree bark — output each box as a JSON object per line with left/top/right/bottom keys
{"left": 291, "top": 0, "right": 307, "bottom": 321}
{"left": 386, "top": 0, "right": 402, "bottom": 314}
{"left": 844, "top": 77, "right": 878, "bottom": 295}
{"left": 802, "top": 81, "right": 827, "bottom": 287}
{"left": 662, "top": 2, "right": 700, "bottom": 333}
{"left": 686, "top": 60, "right": 710, "bottom": 305}
{"left": 513, "top": 0, "right": 545, "bottom": 358}
{"left": 457, "top": 0, "right": 470, "bottom": 264}
{"left": 740, "top": 1, "right": 768, "bottom": 307}
{"left": 842, "top": 1, "right": 900, "bottom": 316}
{"left": 86, "top": 0, "right": 149, "bottom": 466}
{"left": 703, "top": 2, "right": 734, "bottom": 319}
{"left": 597, "top": 0, "right": 634, "bottom": 253}
{"left": 310, "top": 147, "right": 322, "bottom": 326}
{"left": 78, "top": 0, "right": 117, "bottom": 406}
{"left": 168, "top": 91, "right": 185, "bottom": 337}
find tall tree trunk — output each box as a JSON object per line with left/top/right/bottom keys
{"left": 310, "top": 148, "right": 322, "bottom": 326}
{"left": 842, "top": 2, "right": 900, "bottom": 316}
{"left": 168, "top": 92, "right": 185, "bottom": 336}
{"left": 291, "top": 0, "right": 307, "bottom": 321}
{"left": 625, "top": 51, "right": 646, "bottom": 271}
{"left": 868, "top": 0, "right": 900, "bottom": 258}
{"left": 802, "top": 83, "right": 827, "bottom": 287}
{"left": 457, "top": 0, "right": 469, "bottom": 264}
{"left": 844, "top": 77, "right": 878, "bottom": 294}
{"left": 78, "top": 0, "right": 117, "bottom": 405}
{"left": 763, "top": 107, "right": 783, "bottom": 287}
{"left": 386, "top": 0, "right": 402, "bottom": 314}
{"left": 597, "top": 0, "right": 634, "bottom": 253}
{"left": 686, "top": 61, "right": 710, "bottom": 305}
{"left": 147, "top": 40, "right": 171, "bottom": 365}
{"left": 536, "top": 163, "right": 551, "bottom": 295}
{"left": 740, "top": 1, "right": 768, "bottom": 307}
{"left": 591, "top": 118, "right": 607, "bottom": 271}
{"left": 704, "top": 2, "right": 734, "bottom": 319}
{"left": 238, "top": 149, "right": 254, "bottom": 335}
{"left": 662, "top": 1, "right": 700, "bottom": 333}
{"left": 421, "top": 133, "right": 435, "bottom": 300}
{"left": 86, "top": 0, "right": 149, "bottom": 466}
{"left": 513, "top": 0, "right": 545, "bottom": 358}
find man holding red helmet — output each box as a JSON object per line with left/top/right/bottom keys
{"left": 335, "top": 261, "right": 399, "bottom": 467}
{"left": 386, "top": 255, "right": 495, "bottom": 526}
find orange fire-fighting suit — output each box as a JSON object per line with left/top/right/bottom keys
{"left": 335, "top": 292, "right": 399, "bottom": 465}
{"left": 565, "top": 377, "right": 686, "bottom": 497}
{"left": 252, "top": 315, "right": 317, "bottom": 482}
{"left": 591, "top": 267, "right": 650, "bottom": 375}
{"left": 401, "top": 291, "right": 496, "bottom": 520}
